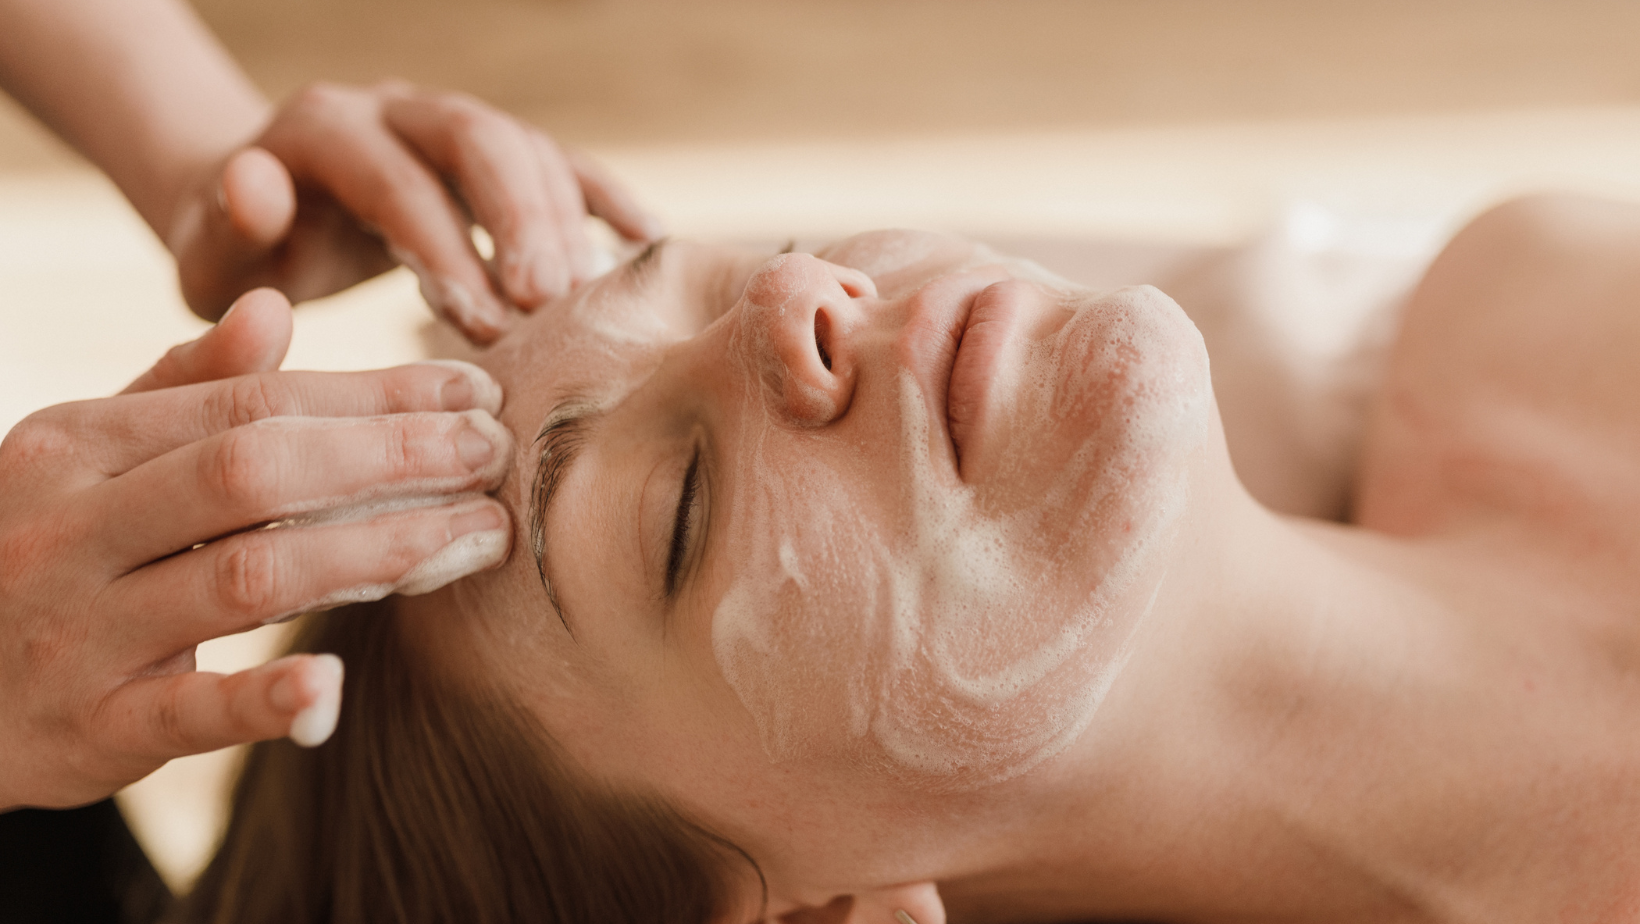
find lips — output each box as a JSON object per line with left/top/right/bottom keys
{"left": 945, "top": 280, "right": 1027, "bottom": 480}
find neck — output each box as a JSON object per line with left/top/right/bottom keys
{"left": 936, "top": 496, "right": 1640, "bottom": 923}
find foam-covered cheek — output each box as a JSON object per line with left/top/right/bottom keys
{"left": 711, "top": 285, "right": 874, "bottom": 754}
{"left": 713, "top": 272, "right": 1213, "bottom": 792}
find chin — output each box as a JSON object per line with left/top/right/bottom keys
{"left": 869, "top": 281, "right": 1211, "bottom": 789}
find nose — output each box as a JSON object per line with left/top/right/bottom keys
{"left": 740, "top": 252, "right": 876, "bottom": 426}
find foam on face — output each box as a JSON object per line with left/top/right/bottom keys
{"left": 259, "top": 494, "right": 512, "bottom": 624}
{"left": 710, "top": 260, "right": 1210, "bottom": 790}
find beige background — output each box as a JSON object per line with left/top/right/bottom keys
{"left": 2, "top": 0, "right": 1639, "bottom": 892}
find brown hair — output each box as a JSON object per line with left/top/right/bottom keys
{"left": 180, "top": 600, "right": 754, "bottom": 924}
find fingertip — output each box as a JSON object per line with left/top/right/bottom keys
{"left": 564, "top": 228, "right": 601, "bottom": 287}
{"left": 222, "top": 287, "right": 294, "bottom": 324}
{"left": 287, "top": 654, "right": 344, "bottom": 748}
{"left": 563, "top": 145, "right": 660, "bottom": 243}
{"left": 393, "top": 512, "right": 512, "bottom": 596}
{"left": 214, "top": 288, "right": 294, "bottom": 374}
{"left": 221, "top": 147, "right": 296, "bottom": 248}
{"left": 119, "top": 287, "right": 293, "bottom": 393}
{"left": 414, "top": 359, "right": 505, "bottom": 414}
{"left": 408, "top": 266, "right": 513, "bottom": 344}
{"left": 495, "top": 240, "right": 547, "bottom": 309}
{"left": 586, "top": 246, "right": 617, "bottom": 277}
{"left": 529, "top": 242, "right": 572, "bottom": 303}
{"left": 598, "top": 206, "right": 664, "bottom": 245}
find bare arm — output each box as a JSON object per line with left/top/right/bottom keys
{"left": 0, "top": 0, "right": 659, "bottom": 342}
{"left": 0, "top": 0, "right": 268, "bottom": 238}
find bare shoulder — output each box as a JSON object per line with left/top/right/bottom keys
{"left": 1355, "top": 194, "right": 1640, "bottom": 553}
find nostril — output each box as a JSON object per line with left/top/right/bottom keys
{"left": 814, "top": 311, "right": 833, "bottom": 371}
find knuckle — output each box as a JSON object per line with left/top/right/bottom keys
{"left": 383, "top": 367, "right": 445, "bottom": 411}
{"left": 433, "top": 90, "right": 487, "bottom": 124}
{"left": 0, "top": 524, "right": 58, "bottom": 600}
{"left": 534, "top": 129, "right": 565, "bottom": 161}
{"left": 14, "top": 621, "right": 73, "bottom": 681}
{"left": 150, "top": 685, "right": 192, "bottom": 753}
{"left": 446, "top": 107, "right": 515, "bottom": 162}
{"left": 208, "top": 374, "right": 295, "bottom": 429}
{"left": 202, "top": 426, "right": 282, "bottom": 513}
{"left": 372, "top": 77, "right": 416, "bottom": 97}
{"left": 215, "top": 535, "right": 284, "bottom": 619}
{"left": 290, "top": 81, "right": 349, "bottom": 115}
{"left": 359, "top": 159, "right": 435, "bottom": 216}
{"left": 385, "top": 418, "right": 424, "bottom": 479}
{"left": 0, "top": 411, "right": 77, "bottom": 469}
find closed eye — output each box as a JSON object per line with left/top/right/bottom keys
{"left": 664, "top": 449, "right": 701, "bottom": 597}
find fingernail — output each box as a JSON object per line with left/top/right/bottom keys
{"left": 439, "top": 374, "right": 473, "bottom": 410}
{"left": 457, "top": 425, "right": 495, "bottom": 471}
{"left": 288, "top": 654, "right": 344, "bottom": 748}
{"left": 420, "top": 273, "right": 510, "bottom": 344}
{"left": 417, "top": 360, "right": 504, "bottom": 414}
{"left": 498, "top": 242, "right": 544, "bottom": 306}
{"left": 269, "top": 670, "right": 301, "bottom": 712}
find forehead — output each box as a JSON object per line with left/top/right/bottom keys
{"left": 481, "top": 242, "right": 700, "bottom": 423}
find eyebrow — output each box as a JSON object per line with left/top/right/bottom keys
{"left": 528, "top": 398, "right": 604, "bottom": 637}
{"left": 526, "top": 240, "right": 674, "bottom": 635}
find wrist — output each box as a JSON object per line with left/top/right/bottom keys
{"left": 149, "top": 103, "right": 273, "bottom": 254}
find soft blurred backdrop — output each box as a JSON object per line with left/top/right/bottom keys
{"left": 3, "top": 0, "right": 1639, "bottom": 891}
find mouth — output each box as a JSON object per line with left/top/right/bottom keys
{"left": 946, "top": 280, "right": 1030, "bottom": 480}
{"left": 897, "top": 270, "right": 1011, "bottom": 479}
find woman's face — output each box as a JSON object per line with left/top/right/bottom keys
{"left": 429, "top": 230, "right": 1213, "bottom": 888}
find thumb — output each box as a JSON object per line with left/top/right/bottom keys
{"left": 172, "top": 146, "right": 299, "bottom": 320}
{"left": 121, "top": 288, "right": 294, "bottom": 394}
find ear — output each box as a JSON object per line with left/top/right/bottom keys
{"left": 841, "top": 882, "right": 945, "bottom": 924}
{"left": 769, "top": 882, "right": 945, "bottom": 924}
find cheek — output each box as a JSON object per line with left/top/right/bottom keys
{"left": 709, "top": 412, "right": 891, "bottom": 763}
{"left": 709, "top": 287, "right": 1212, "bottom": 793}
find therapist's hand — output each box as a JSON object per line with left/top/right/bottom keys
{"left": 0, "top": 289, "right": 514, "bottom": 810}
{"left": 167, "top": 81, "right": 660, "bottom": 345}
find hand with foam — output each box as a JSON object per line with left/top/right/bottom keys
{"left": 0, "top": 289, "right": 514, "bottom": 810}
{"left": 167, "top": 81, "right": 661, "bottom": 345}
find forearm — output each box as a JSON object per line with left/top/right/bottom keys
{"left": 0, "top": 0, "right": 269, "bottom": 241}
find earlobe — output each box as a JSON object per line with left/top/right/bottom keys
{"left": 840, "top": 881, "right": 945, "bottom": 924}
{"left": 768, "top": 883, "right": 945, "bottom": 924}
